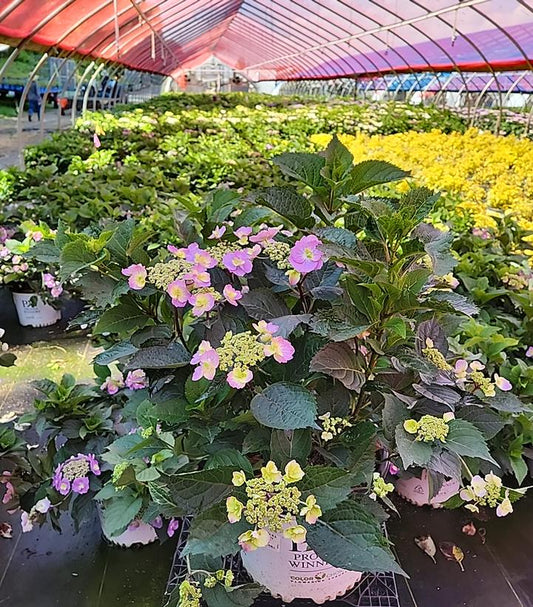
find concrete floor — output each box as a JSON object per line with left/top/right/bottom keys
{"left": 0, "top": 111, "right": 72, "bottom": 170}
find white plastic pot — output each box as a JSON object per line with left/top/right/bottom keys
{"left": 241, "top": 530, "right": 362, "bottom": 604}
{"left": 12, "top": 292, "right": 61, "bottom": 328}
{"left": 395, "top": 469, "right": 460, "bottom": 508}
{"left": 101, "top": 518, "right": 158, "bottom": 548}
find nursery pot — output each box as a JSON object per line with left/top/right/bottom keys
{"left": 99, "top": 511, "right": 158, "bottom": 548}
{"left": 395, "top": 469, "right": 460, "bottom": 508}
{"left": 12, "top": 292, "right": 61, "bottom": 328}
{"left": 241, "top": 530, "right": 362, "bottom": 604}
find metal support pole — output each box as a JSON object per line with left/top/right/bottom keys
{"left": 71, "top": 62, "right": 96, "bottom": 126}
{"left": 17, "top": 52, "right": 50, "bottom": 164}
{"left": 40, "top": 53, "right": 70, "bottom": 140}
{"left": 471, "top": 75, "right": 496, "bottom": 127}
{"left": 82, "top": 63, "right": 107, "bottom": 116}
{"left": 0, "top": 47, "right": 21, "bottom": 83}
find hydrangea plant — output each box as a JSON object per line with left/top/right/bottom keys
{"left": 32, "top": 137, "right": 528, "bottom": 604}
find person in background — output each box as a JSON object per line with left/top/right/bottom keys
{"left": 27, "top": 77, "right": 41, "bottom": 122}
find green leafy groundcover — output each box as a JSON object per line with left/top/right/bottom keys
{"left": 0, "top": 93, "right": 465, "bottom": 239}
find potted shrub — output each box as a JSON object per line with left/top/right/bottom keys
{"left": 45, "top": 138, "right": 525, "bottom": 604}
{"left": 1, "top": 221, "right": 63, "bottom": 327}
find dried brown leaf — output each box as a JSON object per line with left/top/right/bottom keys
{"left": 414, "top": 535, "right": 437, "bottom": 564}
{"left": 462, "top": 522, "right": 476, "bottom": 536}
{"left": 439, "top": 541, "right": 465, "bottom": 572}
{"left": 0, "top": 522, "right": 13, "bottom": 539}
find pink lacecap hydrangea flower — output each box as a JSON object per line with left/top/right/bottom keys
{"left": 223, "top": 284, "right": 243, "bottom": 306}
{"left": 184, "top": 266, "right": 211, "bottom": 288}
{"left": 253, "top": 320, "right": 279, "bottom": 341}
{"left": 43, "top": 273, "right": 56, "bottom": 288}
{"left": 234, "top": 226, "right": 252, "bottom": 244}
{"left": 183, "top": 243, "right": 217, "bottom": 268}
{"left": 192, "top": 350, "right": 220, "bottom": 381}
{"left": 122, "top": 264, "right": 147, "bottom": 290}
{"left": 167, "top": 518, "right": 180, "bottom": 537}
{"left": 264, "top": 336, "right": 295, "bottom": 363}
{"left": 209, "top": 225, "right": 226, "bottom": 239}
{"left": 189, "top": 292, "right": 216, "bottom": 316}
{"left": 190, "top": 340, "right": 215, "bottom": 365}
{"left": 101, "top": 374, "right": 125, "bottom": 395}
{"left": 50, "top": 285, "right": 63, "bottom": 298}
{"left": 227, "top": 367, "right": 253, "bottom": 389}
{"left": 125, "top": 369, "right": 148, "bottom": 390}
{"left": 222, "top": 250, "right": 253, "bottom": 276}
{"left": 167, "top": 279, "right": 190, "bottom": 308}
{"left": 289, "top": 235, "right": 324, "bottom": 274}
{"left": 249, "top": 226, "right": 281, "bottom": 245}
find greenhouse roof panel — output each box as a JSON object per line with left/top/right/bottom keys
{"left": 1, "top": 0, "right": 533, "bottom": 80}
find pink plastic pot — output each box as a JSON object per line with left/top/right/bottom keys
{"left": 241, "top": 529, "right": 362, "bottom": 604}
{"left": 395, "top": 469, "right": 460, "bottom": 508}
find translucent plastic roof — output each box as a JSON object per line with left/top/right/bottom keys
{"left": 1, "top": 1, "right": 533, "bottom": 81}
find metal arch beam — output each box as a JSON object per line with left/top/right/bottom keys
{"left": 336, "top": 0, "right": 459, "bottom": 89}
{"left": 0, "top": 45, "right": 21, "bottom": 83}
{"left": 216, "top": 28, "right": 323, "bottom": 79}
{"left": 275, "top": 0, "right": 469, "bottom": 99}
{"left": 71, "top": 61, "right": 96, "bottom": 125}
{"left": 502, "top": 72, "right": 529, "bottom": 106}
{"left": 16, "top": 52, "right": 50, "bottom": 163}
{"left": 261, "top": 0, "right": 401, "bottom": 80}
{"left": 242, "top": 0, "right": 489, "bottom": 72}
{"left": 238, "top": 0, "right": 359, "bottom": 79}
{"left": 262, "top": 0, "right": 423, "bottom": 83}
{"left": 87, "top": 0, "right": 233, "bottom": 70}
{"left": 471, "top": 75, "right": 497, "bottom": 127}
{"left": 39, "top": 51, "right": 70, "bottom": 140}
{"left": 410, "top": 0, "right": 504, "bottom": 114}
{"left": 82, "top": 62, "right": 107, "bottom": 116}
{"left": 433, "top": 72, "right": 459, "bottom": 107}
{"left": 405, "top": 72, "right": 427, "bottom": 103}
{"left": 208, "top": 6, "right": 331, "bottom": 79}
{"left": 0, "top": 0, "right": 81, "bottom": 70}
{"left": 237, "top": 0, "right": 365, "bottom": 80}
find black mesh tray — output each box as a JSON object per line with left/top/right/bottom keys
{"left": 164, "top": 519, "right": 400, "bottom": 607}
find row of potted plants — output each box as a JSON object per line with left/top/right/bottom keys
{"left": 0, "top": 94, "right": 466, "bottom": 241}
{"left": 2, "top": 138, "right": 530, "bottom": 606}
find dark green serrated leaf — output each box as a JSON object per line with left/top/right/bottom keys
{"left": 395, "top": 427, "right": 433, "bottom": 469}
{"left": 251, "top": 186, "right": 313, "bottom": 228}
{"left": 446, "top": 419, "right": 496, "bottom": 463}
{"left": 457, "top": 406, "right": 505, "bottom": 440}
{"left": 273, "top": 152, "right": 325, "bottom": 189}
{"left": 125, "top": 342, "right": 190, "bottom": 369}
{"left": 347, "top": 159, "right": 409, "bottom": 195}
{"left": 299, "top": 466, "right": 356, "bottom": 511}
{"left": 94, "top": 341, "right": 138, "bottom": 366}
{"left": 240, "top": 288, "right": 289, "bottom": 320}
{"left": 305, "top": 500, "right": 405, "bottom": 575}
{"left": 164, "top": 468, "right": 235, "bottom": 515}
{"left": 205, "top": 449, "right": 253, "bottom": 475}
{"left": 94, "top": 298, "right": 149, "bottom": 336}
{"left": 250, "top": 382, "right": 318, "bottom": 430}
{"left": 182, "top": 503, "right": 249, "bottom": 558}
{"left": 100, "top": 494, "right": 143, "bottom": 537}
{"left": 270, "top": 429, "right": 311, "bottom": 467}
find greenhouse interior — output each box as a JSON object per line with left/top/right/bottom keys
{"left": 2, "top": 1, "right": 533, "bottom": 606}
